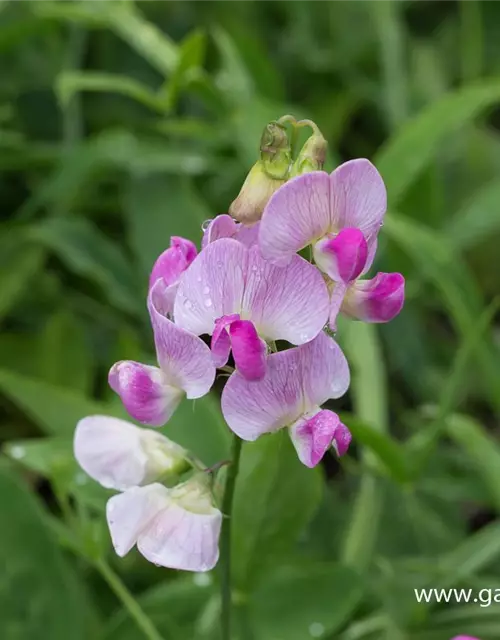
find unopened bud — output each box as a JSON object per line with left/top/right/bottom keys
{"left": 291, "top": 129, "right": 327, "bottom": 176}
{"left": 229, "top": 121, "right": 291, "bottom": 224}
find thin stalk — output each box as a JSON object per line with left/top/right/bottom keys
{"left": 220, "top": 434, "right": 243, "bottom": 640}
{"left": 95, "top": 558, "right": 164, "bottom": 640}
{"left": 460, "top": 0, "right": 483, "bottom": 83}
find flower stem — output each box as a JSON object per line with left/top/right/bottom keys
{"left": 95, "top": 558, "right": 164, "bottom": 640}
{"left": 220, "top": 434, "right": 243, "bottom": 640}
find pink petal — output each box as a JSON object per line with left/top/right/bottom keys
{"left": 201, "top": 215, "right": 238, "bottom": 248}
{"left": 342, "top": 272, "right": 405, "bottom": 323}
{"left": 138, "top": 499, "right": 222, "bottom": 572}
{"left": 229, "top": 320, "right": 267, "bottom": 381}
{"left": 107, "top": 484, "right": 166, "bottom": 557}
{"left": 259, "top": 171, "right": 332, "bottom": 263}
{"left": 331, "top": 421, "right": 352, "bottom": 457}
{"left": 289, "top": 409, "right": 340, "bottom": 468}
{"left": 74, "top": 416, "right": 187, "bottom": 489}
{"left": 149, "top": 281, "right": 216, "bottom": 398}
{"left": 451, "top": 637, "right": 480, "bottom": 640}
{"left": 328, "top": 281, "right": 348, "bottom": 332}
{"left": 329, "top": 159, "right": 386, "bottom": 240}
{"left": 149, "top": 237, "right": 197, "bottom": 315}
{"left": 235, "top": 221, "right": 260, "bottom": 247}
{"left": 314, "top": 228, "right": 368, "bottom": 283}
{"left": 221, "top": 331, "right": 349, "bottom": 441}
{"left": 221, "top": 347, "right": 303, "bottom": 441}
{"left": 74, "top": 416, "right": 148, "bottom": 490}
{"left": 211, "top": 314, "right": 240, "bottom": 368}
{"left": 174, "top": 238, "right": 247, "bottom": 335}
{"left": 109, "top": 361, "right": 183, "bottom": 427}
{"left": 242, "top": 245, "right": 329, "bottom": 344}
{"left": 299, "top": 330, "right": 350, "bottom": 408}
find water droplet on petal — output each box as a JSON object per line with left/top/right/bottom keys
{"left": 196, "top": 276, "right": 202, "bottom": 283}
{"left": 217, "top": 261, "right": 224, "bottom": 269}
{"left": 184, "top": 300, "right": 193, "bottom": 310}
{"left": 204, "top": 298, "right": 213, "bottom": 308}
{"left": 251, "top": 265, "right": 258, "bottom": 272}
{"left": 201, "top": 219, "right": 212, "bottom": 232}
{"left": 203, "top": 286, "right": 210, "bottom": 295}
{"left": 309, "top": 622, "right": 325, "bottom": 638}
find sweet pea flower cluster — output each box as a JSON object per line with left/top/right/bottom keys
{"left": 74, "top": 117, "right": 405, "bottom": 573}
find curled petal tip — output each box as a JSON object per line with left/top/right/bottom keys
{"left": 343, "top": 272, "right": 405, "bottom": 323}
{"left": 332, "top": 421, "right": 352, "bottom": 457}
{"left": 290, "top": 409, "right": 340, "bottom": 468}
{"left": 314, "top": 227, "right": 368, "bottom": 283}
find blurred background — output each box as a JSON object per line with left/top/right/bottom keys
{"left": 2, "top": 1, "right": 500, "bottom": 639}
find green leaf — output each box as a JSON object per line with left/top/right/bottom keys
{"left": 28, "top": 217, "right": 142, "bottom": 316}
{"left": 376, "top": 81, "right": 500, "bottom": 205}
{"left": 161, "top": 30, "right": 206, "bottom": 111}
{"left": 0, "top": 462, "right": 89, "bottom": 639}
{"left": 231, "top": 430, "right": 323, "bottom": 591}
{"left": 36, "top": 310, "right": 93, "bottom": 393}
{"left": 0, "top": 240, "right": 44, "bottom": 321}
{"left": 251, "top": 564, "right": 363, "bottom": 640}
{"left": 56, "top": 71, "right": 167, "bottom": 113}
{"left": 447, "top": 178, "right": 500, "bottom": 250}
{"left": 446, "top": 413, "right": 500, "bottom": 511}
{"left": 339, "top": 322, "right": 388, "bottom": 571}
{"left": 123, "top": 174, "right": 211, "bottom": 277}
{"left": 0, "top": 368, "right": 124, "bottom": 436}
{"left": 161, "top": 395, "right": 230, "bottom": 468}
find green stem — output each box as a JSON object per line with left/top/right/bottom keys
{"left": 95, "top": 559, "right": 164, "bottom": 640}
{"left": 460, "top": 0, "right": 482, "bottom": 83}
{"left": 220, "top": 434, "right": 243, "bottom": 640}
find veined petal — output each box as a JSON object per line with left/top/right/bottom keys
{"left": 174, "top": 238, "right": 247, "bottom": 335}
{"left": 221, "top": 347, "right": 303, "bottom": 440}
{"left": 342, "top": 272, "right": 405, "bottom": 323}
{"left": 328, "top": 281, "right": 348, "bottom": 332}
{"left": 289, "top": 409, "right": 340, "bottom": 468}
{"left": 259, "top": 171, "right": 332, "bottom": 263}
{"left": 201, "top": 215, "right": 238, "bottom": 248}
{"left": 109, "top": 361, "right": 183, "bottom": 427}
{"left": 74, "top": 416, "right": 188, "bottom": 490}
{"left": 299, "top": 330, "right": 350, "bottom": 408}
{"left": 313, "top": 228, "right": 368, "bottom": 283}
{"left": 235, "top": 221, "right": 260, "bottom": 247}
{"left": 211, "top": 314, "right": 239, "bottom": 368}
{"left": 229, "top": 320, "right": 267, "bottom": 381}
{"left": 138, "top": 499, "right": 222, "bottom": 572}
{"left": 242, "top": 245, "right": 329, "bottom": 344}
{"left": 149, "top": 237, "right": 197, "bottom": 315}
{"left": 107, "top": 484, "right": 166, "bottom": 557}
{"left": 149, "top": 281, "right": 216, "bottom": 399}
{"left": 329, "top": 159, "right": 386, "bottom": 239}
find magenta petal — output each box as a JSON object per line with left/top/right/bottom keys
{"left": 332, "top": 421, "right": 352, "bottom": 457}
{"left": 174, "top": 238, "right": 247, "bottom": 335}
{"left": 222, "top": 331, "right": 349, "bottom": 441}
{"left": 149, "top": 237, "right": 197, "bottom": 315}
{"left": 289, "top": 409, "right": 340, "bottom": 468}
{"left": 343, "top": 272, "right": 405, "bottom": 323}
{"left": 314, "top": 228, "right": 368, "bottom": 283}
{"left": 229, "top": 320, "right": 267, "bottom": 381}
{"left": 109, "top": 361, "right": 182, "bottom": 426}
{"left": 259, "top": 171, "right": 332, "bottom": 263}
{"left": 211, "top": 314, "right": 240, "bottom": 368}
{"left": 202, "top": 215, "right": 238, "bottom": 248}
{"left": 148, "top": 282, "right": 216, "bottom": 399}
{"left": 329, "top": 159, "right": 387, "bottom": 239}
{"left": 242, "top": 245, "right": 329, "bottom": 344}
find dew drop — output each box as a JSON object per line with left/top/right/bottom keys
{"left": 201, "top": 219, "right": 212, "bottom": 232}
{"left": 203, "top": 286, "right": 210, "bottom": 295}
{"left": 251, "top": 265, "right": 258, "bottom": 272}
{"left": 204, "top": 298, "right": 213, "bottom": 308}
{"left": 9, "top": 446, "right": 25, "bottom": 459}
{"left": 217, "top": 261, "right": 224, "bottom": 269}
{"left": 196, "top": 275, "right": 202, "bottom": 283}
{"left": 309, "top": 622, "right": 325, "bottom": 638}
{"left": 184, "top": 300, "right": 193, "bottom": 310}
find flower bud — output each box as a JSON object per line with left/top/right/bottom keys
{"left": 290, "top": 128, "right": 328, "bottom": 176}
{"left": 229, "top": 122, "right": 291, "bottom": 224}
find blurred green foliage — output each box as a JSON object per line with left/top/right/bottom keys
{"left": 2, "top": 1, "right": 500, "bottom": 638}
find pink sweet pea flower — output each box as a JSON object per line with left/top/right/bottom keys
{"left": 74, "top": 416, "right": 221, "bottom": 572}
{"left": 149, "top": 236, "right": 197, "bottom": 316}
{"left": 259, "top": 159, "right": 405, "bottom": 328}
{"left": 174, "top": 238, "right": 329, "bottom": 381}
{"left": 221, "top": 331, "right": 351, "bottom": 467}
{"left": 451, "top": 637, "right": 480, "bottom": 640}
{"left": 109, "top": 281, "right": 215, "bottom": 426}
{"left": 201, "top": 214, "right": 259, "bottom": 249}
